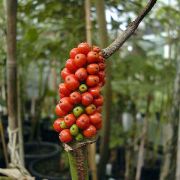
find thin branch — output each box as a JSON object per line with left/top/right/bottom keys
{"left": 102, "top": 0, "right": 157, "bottom": 59}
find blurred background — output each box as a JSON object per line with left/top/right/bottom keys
{"left": 0, "top": 0, "right": 179, "bottom": 180}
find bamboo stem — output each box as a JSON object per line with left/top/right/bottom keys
{"left": 85, "top": 1, "right": 98, "bottom": 180}
{"left": 95, "top": 0, "right": 112, "bottom": 178}
{"left": 6, "top": 0, "right": 19, "bottom": 165}
{"left": 85, "top": 0, "right": 92, "bottom": 45}
{"left": 176, "top": 110, "right": 180, "bottom": 180}
{"left": 17, "top": 71, "right": 25, "bottom": 166}
{"left": 135, "top": 119, "right": 147, "bottom": 180}
{"left": 135, "top": 95, "right": 151, "bottom": 180}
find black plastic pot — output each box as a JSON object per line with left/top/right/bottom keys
{"left": 0, "top": 148, "right": 6, "bottom": 168}
{"left": 117, "top": 146, "right": 125, "bottom": 170}
{"left": 40, "top": 128, "right": 59, "bottom": 143}
{"left": 24, "top": 141, "right": 60, "bottom": 168}
{"left": 141, "top": 166, "right": 160, "bottom": 180}
{"left": 1, "top": 115, "right": 8, "bottom": 129}
{"left": 40, "top": 118, "right": 59, "bottom": 143}
{"left": 29, "top": 157, "right": 70, "bottom": 180}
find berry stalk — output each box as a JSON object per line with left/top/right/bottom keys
{"left": 67, "top": 145, "right": 89, "bottom": 180}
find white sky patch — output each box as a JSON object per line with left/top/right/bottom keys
{"left": 164, "top": 44, "right": 170, "bottom": 59}
{"left": 106, "top": 8, "right": 128, "bottom": 30}
{"left": 119, "top": 24, "right": 126, "bottom": 31}
{"left": 106, "top": 8, "right": 119, "bottom": 23}
{"left": 159, "top": 0, "right": 177, "bottom": 5}
{"left": 127, "top": 45, "right": 133, "bottom": 52}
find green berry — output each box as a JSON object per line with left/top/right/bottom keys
{"left": 79, "top": 84, "right": 88, "bottom": 93}
{"left": 73, "top": 106, "right": 84, "bottom": 117}
{"left": 70, "top": 124, "right": 79, "bottom": 136}
{"left": 75, "top": 133, "right": 84, "bottom": 141}
{"left": 60, "top": 121, "right": 67, "bottom": 129}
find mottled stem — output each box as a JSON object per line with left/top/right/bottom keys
{"left": 67, "top": 144, "right": 89, "bottom": 180}
{"left": 102, "top": 0, "right": 157, "bottom": 59}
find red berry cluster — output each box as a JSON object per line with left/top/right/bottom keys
{"left": 53, "top": 42, "right": 106, "bottom": 143}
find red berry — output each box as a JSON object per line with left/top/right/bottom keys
{"left": 83, "top": 125, "right": 97, "bottom": 138}
{"left": 92, "top": 46, "right": 101, "bottom": 53}
{"left": 59, "top": 129, "right": 73, "bottom": 143}
{"left": 76, "top": 114, "right": 90, "bottom": 129}
{"left": 59, "top": 97, "right": 73, "bottom": 112}
{"left": 87, "top": 64, "right": 99, "bottom": 75}
{"left": 88, "top": 86, "right": 101, "bottom": 98}
{"left": 65, "top": 74, "right": 80, "bottom": 91}
{"left": 96, "top": 106, "right": 103, "bottom": 113}
{"left": 53, "top": 118, "right": 64, "bottom": 132}
{"left": 82, "top": 92, "right": 93, "bottom": 106}
{"left": 89, "top": 112, "right": 102, "bottom": 125}
{"left": 69, "top": 91, "right": 82, "bottom": 105}
{"left": 99, "top": 78, "right": 106, "bottom": 87}
{"left": 98, "top": 63, "right": 106, "bottom": 70}
{"left": 78, "top": 42, "right": 91, "bottom": 55}
{"left": 74, "top": 54, "right": 87, "bottom": 68}
{"left": 75, "top": 68, "right": 88, "bottom": 81}
{"left": 65, "top": 59, "right": 77, "bottom": 72}
{"left": 70, "top": 48, "right": 80, "bottom": 59}
{"left": 64, "top": 114, "right": 76, "bottom": 127}
{"left": 98, "top": 56, "right": 105, "bottom": 63}
{"left": 93, "top": 95, "right": 104, "bottom": 107}
{"left": 86, "top": 75, "right": 99, "bottom": 87}
{"left": 61, "top": 68, "right": 71, "bottom": 80}
{"left": 87, "top": 51, "right": 99, "bottom": 64}
{"left": 94, "top": 122, "right": 102, "bottom": 130}
{"left": 59, "top": 83, "right": 71, "bottom": 96}
{"left": 59, "top": 93, "right": 65, "bottom": 98}
{"left": 55, "top": 104, "right": 67, "bottom": 116}
{"left": 98, "top": 71, "right": 105, "bottom": 81}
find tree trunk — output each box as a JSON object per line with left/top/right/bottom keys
{"left": 17, "top": 71, "right": 25, "bottom": 166}
{"left": 168, "top": 67, "right": 180, "bottom": 180}
{"left": 51, "top": 60, "right": 57, "bottom": 104}
{"left": 6, "top": 0, "right": 19, "bottom": 165}
{"left": 160, "top": 37, "right": 180, "bottom": 180}
{"left": 85, "top": 1, "right": 98, "bottom": 180}
{"left": 95, "top": 0, "right": 112, "bottom": 179}
{"left": 85, "top": 0, "right": 92, "bottom": 45}
{"left": 30, "top": 66, "right": 49, "bottom": 140}
{"left": 135, "top": 118, "right": 148, "bottom": 180}
{"left": 135, "top": 95, "right": 151, "bottom": 180}
{"left": 125, "top": 138, "right": 136, "bottom": 180}
{"left": 176, "top": 103, "right": 180, "bottom": 180}
{"left": 6, "top": 0, "right": 18, "bottom": 136}
{"left": 125, "top": 145, "right": 131, "bottom": 180}
{"left": 160, "top": 140, "right": 171, "bottom": 180}
{"left": 125, "top": 106, "right": 137, "bottom": 180}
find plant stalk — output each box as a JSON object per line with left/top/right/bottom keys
{"left": 67, "top": 144, "right": 89, "bottom": 180}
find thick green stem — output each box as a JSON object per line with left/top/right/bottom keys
{"left": 67, "top": 144, "right": 89, "bottom": 180}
